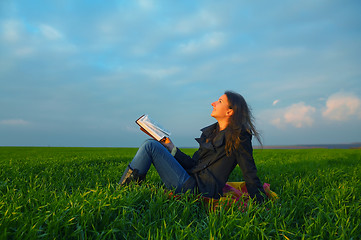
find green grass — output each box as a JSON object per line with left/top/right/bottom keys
{"left": 0, "top": 147, "right": 360, "bottom": 239}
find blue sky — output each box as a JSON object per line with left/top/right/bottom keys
{"left": 1, "top": 0, "right": 361, "bottom": 147}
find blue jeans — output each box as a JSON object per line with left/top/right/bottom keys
{"left": 129, "top": 139, "right": 195, "bottom": 193}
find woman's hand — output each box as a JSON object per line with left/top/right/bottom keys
{"left": 160, "top": 137, "right": 175, "bottom": 152}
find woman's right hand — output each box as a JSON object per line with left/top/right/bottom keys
{"left": 160, "top": 137, "right": 175, "bottom": 152}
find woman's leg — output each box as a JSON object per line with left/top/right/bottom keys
{"left": 126, "top": 139, "right": 195, "bottom": 192}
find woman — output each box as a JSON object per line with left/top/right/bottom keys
{"left": 119, "top": 91, "right": 266, "bottom": 202}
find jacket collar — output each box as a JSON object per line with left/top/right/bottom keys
{"left": 196, "top": 123, "right": 225, "bottom": 149}
{"left": 200, "top": 123, "right": 218, "bottom": 137}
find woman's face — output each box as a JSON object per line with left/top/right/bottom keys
{"left": 211, "top": 94, "right": 231, "bottom": 120}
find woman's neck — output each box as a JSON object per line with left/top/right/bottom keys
{"left": 217, "top": 120, "right": 229, "bottom": 131}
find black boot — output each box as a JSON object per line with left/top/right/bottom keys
{"left": 118, "top": 164, "right": 146, "bottom": 186}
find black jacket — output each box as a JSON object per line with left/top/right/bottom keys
{"left": 174, "top": 123, "right": 265, "bottom": 201}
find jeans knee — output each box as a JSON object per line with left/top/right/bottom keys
{"left": 142, "top": 139, "right": 162, "bottom": 152}
{"left": 143, "top": 139, "right": 158, "bottom": 147}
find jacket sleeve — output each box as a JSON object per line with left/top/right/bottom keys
{"left": 174, "top": 148, "right": 198, "bottom": 170}
{"left": 235, "top": 133, "right": 266, "bottom": 202}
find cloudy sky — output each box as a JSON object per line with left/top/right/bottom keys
{"left": 1, "top": 0, "right": 361, "bottom": 147}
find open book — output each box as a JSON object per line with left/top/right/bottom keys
{"left": 135, "top": 114, "right": 171, "bottom": 141}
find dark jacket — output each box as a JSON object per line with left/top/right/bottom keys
{"left": 174, "top": 123, "right": 265, "bottom": 201}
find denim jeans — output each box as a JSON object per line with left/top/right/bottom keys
{"left": 129, "top": 139, "right": 195, "bottom": 193}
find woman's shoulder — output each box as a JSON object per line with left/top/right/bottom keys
{"left": 238, "top": 128, "right": 253, "bottom": 150}
{"left": 239, "top": 127, "right": 252, "bottom": 138}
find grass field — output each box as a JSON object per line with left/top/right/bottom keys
{"left": 0, "top": 147, "right": 360, "bottom": 239}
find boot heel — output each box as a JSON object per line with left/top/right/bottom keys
{"left": 118, "top": 164, "right": 146, "bottom": 186}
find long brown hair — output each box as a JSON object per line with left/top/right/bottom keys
{"left": 224, "top": 91, "right": 262, "bottom": 155}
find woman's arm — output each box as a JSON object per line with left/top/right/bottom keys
{"left": 236, "top": 133, "right": 265, "bottom": 202}
{"left": 174, "top": 149, "right": 197, "bottom": 170}
{"left": 161, "top": 137, "right": 197, "bottom": 170}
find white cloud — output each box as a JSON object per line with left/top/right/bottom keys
{"left": 262, "top": 92, "right": 361, "bottom": 131}
{"left": 322, "top": 92, "right": 361, "bottom": 121}
{"left": 270, "top": 117, "right": 282, "bottom": 128}
{"left": 284, "top": 102, "right": 316, "bottom": 128}
{"left": 272, "top": 99, "right": 280, "bottom": 106}
{"left": 140, "top": 66, "right": 182, "bottom": 79}
{"left": 1, "top": 19, "right": 73, "bottom": 59}
{"left": 39, "top": 24, "right": 63, "bottom": 40}
{"left": 136, "top": 0, "right": 154, "bottom": 11}
{"left": 0, "top": 119, "right": 30, "bottom": 126}
{"left": 1, "top": 19, "right": 22, "bottom": 42}
{"left": 266, "top": 47, "right": 305, "bottom": 59}
{"left": 177, "top": 32, "right": 225, "bottom": 55}
{"left": 174, "top": 10, "right": 221, "bottom": 35}
{"left": 269, "top": 102, "right": 316, "bottom": 129}
{"left": 14, "top": 47, "right": 34, "bottom": 57}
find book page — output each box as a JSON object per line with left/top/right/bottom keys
{"left": 142, "top": 115, "right": 170, "bottom": 136}
{"left": 136, "top": 115, "right": 170, "bottom": 141}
